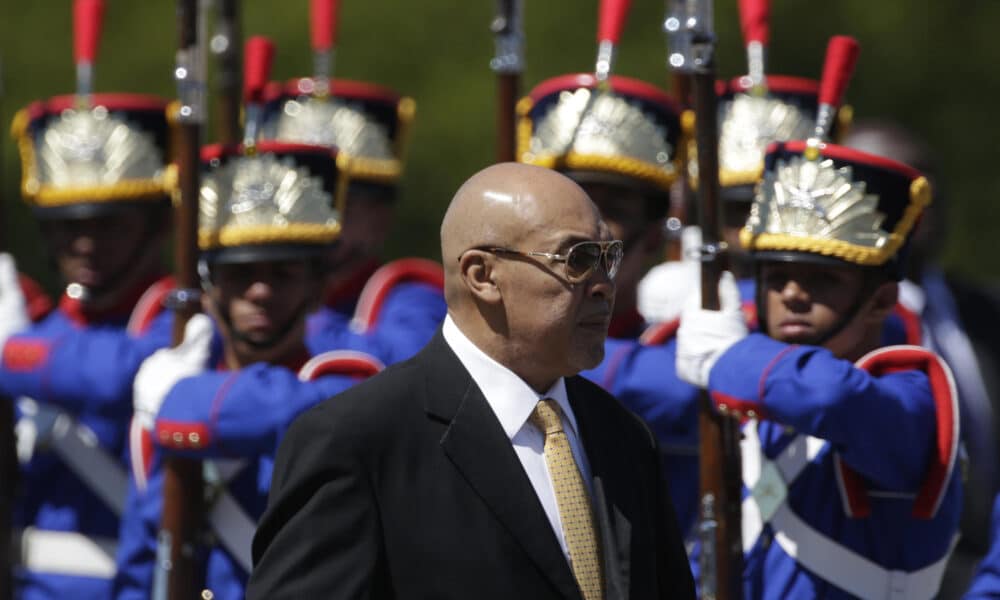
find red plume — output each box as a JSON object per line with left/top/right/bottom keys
{"left": 73, "top": 0, "right": 105, "bottom": 64}
{"left": 244, "top": 36, "right": 276, "bottom": 103}
{"left": 597, "top": 0, "right": 632, "bottom": 44}
{"left": 738, "top": 0, "right": 769, "bottom": 46}
{"left": 310, "top": 0, "right": 340, "bottom": 51}
{"left": 818, "top": 35, "right": 860, "bottom": 107}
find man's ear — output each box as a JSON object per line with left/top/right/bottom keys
{"left": 865, "top": 279, "right": 899, "bottom": 324}
{"left": 459, "top": 250, "right": 502, "bottom": 304}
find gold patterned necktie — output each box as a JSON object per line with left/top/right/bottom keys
{"left": 531, "top": 398, "right": 604, "bottom": 600}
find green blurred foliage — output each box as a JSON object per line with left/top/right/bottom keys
{"left": 2, "top": 0, "right": 999, "bottom": 293}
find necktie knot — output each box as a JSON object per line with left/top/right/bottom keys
{"left": 531, "top": 398, "right": 563, "bottom": 436}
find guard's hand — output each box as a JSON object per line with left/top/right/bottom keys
{"left": 676, "top": 271, "right": 748, "bottom": 388}
{"left": 637, "top": 260, "right": 700, "bottom": 324}
{"left": 0, "top": 253, "right": 30, "bottom": 346}
{"left": 133, "top": 313, "right": 213, "bottom": 431}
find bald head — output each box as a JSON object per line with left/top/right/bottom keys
{"left": 439, "top": 162, "right": 615, "bottom": 391}
{"left": 440, "top": 162, "right": 600, "bottom": 306}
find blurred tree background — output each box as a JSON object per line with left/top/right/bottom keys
{"left": 2, "top": 0, "right": 998, "bottom": 293}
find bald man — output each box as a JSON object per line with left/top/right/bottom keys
{"left": 247, "top": 163, "right": 695, "bottom": 600}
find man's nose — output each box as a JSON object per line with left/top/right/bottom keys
{"left": 245, "top": 280, "right": 275, "bottom": 301}
{"left": 587, "top": 265, "right": 615, "bottom": 300}
{"left": 780, "top": 280, "right": 809, "bottom": 305}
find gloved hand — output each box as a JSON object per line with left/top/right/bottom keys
{"left": 637, "top": 260, "right": 700, "bottom": 324}
{"left": 0, "top": 253, "right": 30, "bottom": 347}
{"left": 676, "top": 271, "right": 748, "bottom": 388}
{"left": 133, "top": 313, "right": 213, "bottom": 431}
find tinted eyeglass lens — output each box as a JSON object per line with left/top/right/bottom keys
{"left": 565, "top": 243, "right": 602, "bottom": 281}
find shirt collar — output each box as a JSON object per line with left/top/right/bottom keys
{"left": 441, "top": 314, "right": 579, "bottom": 441}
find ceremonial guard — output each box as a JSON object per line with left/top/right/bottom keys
{"left": 512, "top": 0, "right": 705, "bottom": 531}
{"left": 113, "top": 132, "right": 384, "bottom": 598}
{"left": 639, "top": 0, "right": 852, "bottom": 325}
{"left": 676, "top": 136, "right": 962, "bottom": 597}
{"left": 0, "top": 3, "right": 175, "bottom": 597}
{"left": 259, "top": 0, "right": 445, "bottom": 364}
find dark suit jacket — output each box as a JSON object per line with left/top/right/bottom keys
{"left": 247, "top": 331, "right": 695, "bottom": 599}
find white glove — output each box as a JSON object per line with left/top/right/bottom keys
{"left": 676, "top": 271, "right": 748, "bottom": 388}
{"left": 133, "top": 313, "right": 213, "bottom": 431}
{"left": 0, "top": 253, "right": 30, "bottom": 346}
{"left": 637, "top": 260, "right": 700, "bottom": 324}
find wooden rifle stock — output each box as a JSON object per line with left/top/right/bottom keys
{"left": 496, "top": 73, "right": 518, "bottom": 163}
{"left": 159, "top": 1, "right": 205, "bottom": 598}
{"left": 665, "top": 71, "right": 692, "bottom": 262}
{"left": 692, "top": 63, "right": 744, "bottom": 600}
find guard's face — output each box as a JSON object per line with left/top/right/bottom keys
{"left": 211, "top": 260, "right": 317, "bottom": 349}
{"left": 761, "top": 261, "right": 865, "bottom": 349}
{"left": 583, "top": 181, "right": 655, "bottom": 314}
{"left": 496, "top": 197, "right": 616, "bottom": 378}
{"left": 42, "top": 209, "right": 149, "bottom": 292}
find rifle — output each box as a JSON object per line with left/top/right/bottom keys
{"left": 156, "top": 1, "right": 206, "bottom": 598}
{"left": 490, "top": 0, "right": 523, "bottom": 162}
{"left": 667, "top": 1, "right": 743, "bottom": 598}
{"left": 213, "top": 0, "right": 242, "bottom": 145}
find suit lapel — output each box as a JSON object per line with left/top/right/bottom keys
{"left": 420, "top": 333, "right": 581, "bottom": 600}
{"left": 567, "top": 376, "right": 633, "bottom": 600}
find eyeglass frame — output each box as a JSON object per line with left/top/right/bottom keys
{"left": 459, "top": 239, "right": 624, "bottom": 283}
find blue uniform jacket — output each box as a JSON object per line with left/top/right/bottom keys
{"left": 114, "top": 352, "right": 382, "bottom": 600}
{"left": 306, "top": 258, "right": 447, "bottom": 366}
{"left": 0, "top": 281, "right": 173, "bottom": 600}
{"left": 698, "top": 333, "right": 962, "bottom": 599}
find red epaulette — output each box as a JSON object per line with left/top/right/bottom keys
{"left": 127, "top": 276, "right": 176, "bottom": 336}
{"left": 350, "top": 258, "right": 444, "bottom": 334}
{"left": 298, "top": 350, "right": 384, "bottom": 382}
{"left": 836, "top": 345, "right": 959, "bottom": 520}
{"left": 639, "top": 319, "right": 680, "bottom": 346}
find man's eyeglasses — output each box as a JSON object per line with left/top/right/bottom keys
{"left": 464, "top": 240, "right": 624, "bottom": 283}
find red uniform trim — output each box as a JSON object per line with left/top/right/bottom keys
{"left": 528, "top": 74, "right": 682, "bottom": 114}
{"left": 772, "top": 141, "right": 924, "bottom": 180}
{"left": 17, "top": 274, "right": 54, "bottom": 322}
{"left": 853, "top": 345, "right": 960, "bottom": 519}
{"left": 710, "top": 390, "right": 770, "bottom": 420}
{"left": 2, "top": 339, "right": 51, "bottom": 372}
{"left": 298, "top": 350, "right": 384, "bottom": 382}
{"left": 154, "top": 420, "right": 212, "bottom": 450}
{"left": 727, "top": 74, "right": 820, "bottom": 96}
{"left": 200, "top": 141, "right": 338, "bottom": 162}
{"left": 23, "top": 94, "right": 170, "bottom": 121}
{"left": 350, "top": 258, "right": 444, "bottom": 333}
{"left": 126, "top": 276, "right": 175, "bottom": 335}
{"left": 129, "top": 416, "right": 156, "bottom": 491}
{"left": 639, "top": 319, "right": 680, "bottom": 346}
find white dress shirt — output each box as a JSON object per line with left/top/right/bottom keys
{"left": 441, "top": 314, "right": 594, "bottom": 562}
